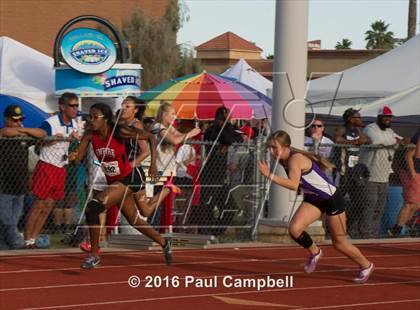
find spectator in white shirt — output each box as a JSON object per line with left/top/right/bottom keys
{"left": 304, "top": 119, "right": 333, "bottom": 159}
{"left": 151, "top": 102, "right": 200, "bottom": 178}
{"left": 358, "top": 106, "right": 409, "bottom": 238}
{"left": 24, "top": 93, "right": 80, "bottom": 248}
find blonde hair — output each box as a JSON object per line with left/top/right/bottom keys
{"left": 155, "top": 101, "right": 175, "bottom": 153}
{"left": 267, "top": 130, "right": 335, "bottom": 171}
{"left": 156, "top": 101, "right": 173, "bottom": 125}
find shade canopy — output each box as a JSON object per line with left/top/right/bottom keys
{"left": 221, "top": 58, "right": 272, "bottom": 97}
{"left": 307, "top": 85, "right": 420, "bottom": 118}
{"left": 142, "top": 72, "right": 272, "bottom": 120}
{"left": 0, "top": 36, "right": 56, "bottom": 113}
{"left": 306, "top": 34, "right": 420, "bottom": 105}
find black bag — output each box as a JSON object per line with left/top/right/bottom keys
{"left": 349, "top": 163, "right": 370, "bottom": 187}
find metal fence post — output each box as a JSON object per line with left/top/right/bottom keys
{"left": 251, "top": 135, "right": 264, "bottom": 241}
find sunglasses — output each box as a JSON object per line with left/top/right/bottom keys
{"left": 12, "top": 118, "right": 24, "bottom": 123}
{"left": 311, "top": 124, "right": 323, "bottom": 128}
{"left": 87, "top": 114, "right": 105, "bottom": 121}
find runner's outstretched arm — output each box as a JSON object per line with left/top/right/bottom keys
{"left": 69, "top": 133, "right": 92, "bottom": 165}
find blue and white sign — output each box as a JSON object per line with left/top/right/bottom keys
{"left": 60, "top": 28, "right": 117, "bottom": 74}
{"left": 55, "top": 64, "right": 142, "bottom": 97}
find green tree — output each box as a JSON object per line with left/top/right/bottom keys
{"left": 176, "top": 45, "right": 202, "bottom": 77}
{"left": 335, "top": 39, "right": 352, "bottom": 49}
{"left": 365, "top": 20, "right": 395, "bottom": 49}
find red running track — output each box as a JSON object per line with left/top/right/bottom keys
{"left": 0, "top": 242, "right": 419, "bottom": 310}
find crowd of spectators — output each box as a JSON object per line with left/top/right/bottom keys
{"left": 0, "top": 96, "right": 419, "bottom": 250}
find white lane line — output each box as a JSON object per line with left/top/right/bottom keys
{"left": 0, "top": 246, "right": 302, "bottom": 260}
{"left": 2, "top": 241, "right": 419, "bottom": 260}
{"left": 2, "top": 265, "right": 419, "bottom": 293}
{"left": 19, "top": 280, "right": 420, "bottom": 310}
{"left": 297, "top": 298, "right": 420, "bottom": 309}
{"left": 1, "top": 253, "right": 420, "bottom": 274}
{"left": 120, "top": 253, "right": 241, "bottom": 261}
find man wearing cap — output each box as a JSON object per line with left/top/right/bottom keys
{"left": 23, "top": 92, "right": 80, "bottom": 248}
{"left": 333, "top": 108, "right": 371, "bottom": 238}
{"left": 358, "top": 106, "right": 409, "bottom": 238}
{"left": 0, "top": 105, "right": 46, "bottom": 250}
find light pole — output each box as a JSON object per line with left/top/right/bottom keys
{"left": 259, "top": 0, "right": 323, "bottom": 243}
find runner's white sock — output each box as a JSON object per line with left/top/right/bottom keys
{"left": 24, "top": 239, "right": 35, "bottom": 245}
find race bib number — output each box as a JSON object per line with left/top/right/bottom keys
{"left": 145, "top": 183, "right": 154, "bottom": 198}
{"left": 101, "top": 161, "right": 120, "bottom": 177}
{"left": 348, "top": 155, "right": 359, "bottom": 168}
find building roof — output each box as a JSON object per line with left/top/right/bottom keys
{"left": 245, "top": 49, "right": 386, "bottom": 80}
{"left": 196, "top": 31, "right": 263, "bottom": 52}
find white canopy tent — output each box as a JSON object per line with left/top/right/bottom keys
{"left": 222, "top": 58, "right": 273, "bottom": 97}
{"left": 308, "top": 84, "right": 420, "bottom": 118}
{"left": 306, "top": 34, "right": 420, "bottom": 106}
{"left": 0, "top": 36, "right": 121, "bottom": 113}
{"left": 0, "top": 36, "right": 56, "bottom": 112}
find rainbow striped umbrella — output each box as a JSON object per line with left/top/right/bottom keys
{"left": 141, "top": 71, "right": 271, "bottom": 120}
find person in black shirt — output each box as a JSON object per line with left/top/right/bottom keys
{"left": 0, "top": 105, "right": 46, "bottom": 249}
{"left": 333, "top": 108, "right": 371, "bottom": 238}
{"left": 200, "top": 107, "right": 243, "bottom": 234}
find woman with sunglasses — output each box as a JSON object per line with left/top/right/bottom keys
{"left": 70, "top": 103, "right": 178, "bottom": 269}
{"left": 304, "top": 119, "right": 333, "bottom": 159}
{"left": 258, "top": 130, "right": 374, "bottom": 284}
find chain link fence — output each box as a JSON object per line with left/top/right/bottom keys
{"left": 0, "top": 136, "right": 418, "bottom": 251}
{"left": 307, "top": 142, "right": 419, "bottom": 239}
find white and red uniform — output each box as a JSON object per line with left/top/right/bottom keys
{"left": 91, "top": 132, "right": 132, "bottom": 184}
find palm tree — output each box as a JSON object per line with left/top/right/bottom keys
{"left": 407, "top": 0, "right": 417, "bottom": 39}
{"left": 335, "top": 39, "right": 352, "bottom": 49}
{"left": 365, "top": 20, "right": 395, "bottom": 49}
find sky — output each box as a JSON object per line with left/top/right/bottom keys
{"left": 177, "top": 0, "right": 419, "bottom": 57}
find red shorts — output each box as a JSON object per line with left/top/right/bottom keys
{"left": 106, "top": 205, "right": 119, "bottom": 234}
{"left": 32, "top": 161, "right": 67, "bottom": 200}
{"left": 400, "top": 170, "right": 420, "bottom": 204}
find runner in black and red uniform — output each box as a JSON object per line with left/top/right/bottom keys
{"left": 70, "top": 103, "right": 178, "bottom": 269}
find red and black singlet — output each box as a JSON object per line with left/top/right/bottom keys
{"left": 91, "top": 131, "right": 132, "bottom": 184}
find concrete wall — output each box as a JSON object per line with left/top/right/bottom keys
{"left": 197, "top": 49, "right": 262, "bottom": 61}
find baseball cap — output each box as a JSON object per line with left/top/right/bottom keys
{"left": 239, "top": 125, "right": 255, "bottom": 139}
{"left": 378, "top": 105, "right": 393, "bottom": 116}
{"left": 4, "top": 105, "right": 25, "bottom": 120}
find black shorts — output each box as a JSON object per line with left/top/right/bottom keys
{"left": 304, "top": 190, "right": 345, "bottom": 216}
{"left": 119, "top": 167, "right": 146, "bottom": 193}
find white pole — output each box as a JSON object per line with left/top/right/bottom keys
{"left": 268, "top": 0, "right": 308, "bottom": 222}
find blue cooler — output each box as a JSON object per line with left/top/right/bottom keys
{"left": 380, "top": 186, "right": 407, "bottom": 237}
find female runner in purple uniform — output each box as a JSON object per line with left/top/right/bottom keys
{"left": 259, "top": 130, "right": 374, "bottom": 283}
